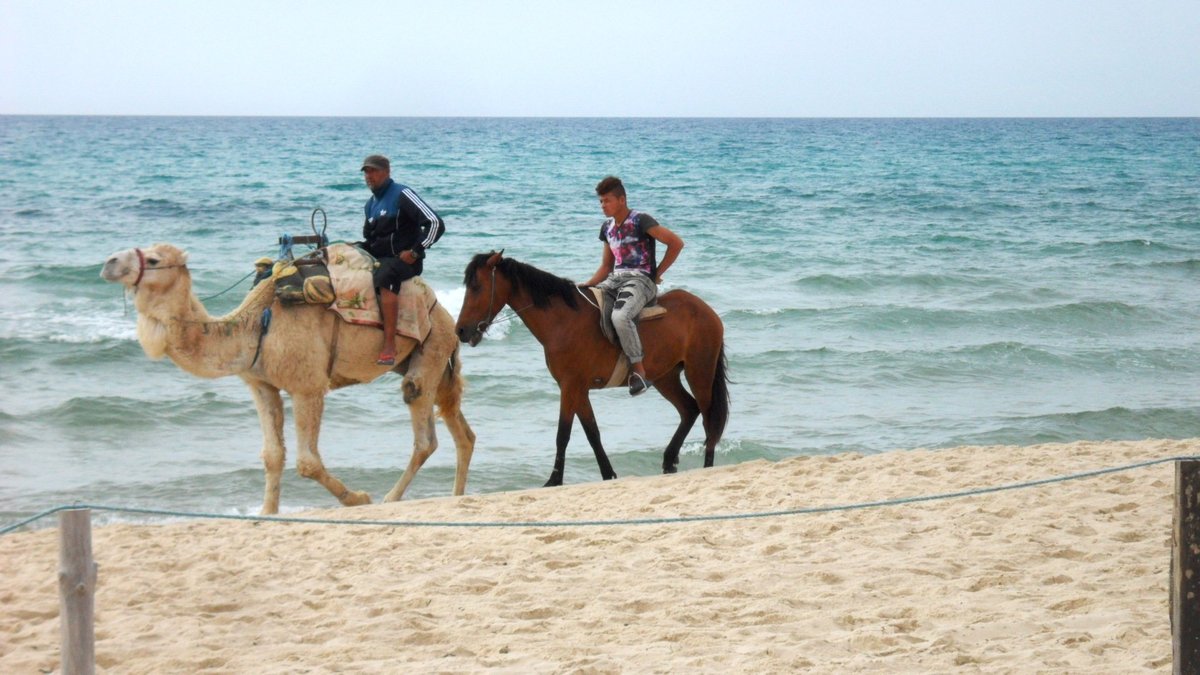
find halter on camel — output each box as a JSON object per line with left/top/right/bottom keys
{"left": 131, "top": 247, "right": 187, "bottom": 288}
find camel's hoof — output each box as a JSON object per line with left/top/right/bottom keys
{"left": 344, "top": 491, "right": 372, "bottom": 507}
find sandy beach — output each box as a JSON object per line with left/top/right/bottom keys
{"left": 2, "top": 438, "right": 1190, "bottom": 673}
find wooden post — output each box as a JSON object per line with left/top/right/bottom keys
{"left": 1174, "top": 461, "right": 1200, "bottom": 674}
{"left": 58, "top": 509, "right": 97, "bottom": 675}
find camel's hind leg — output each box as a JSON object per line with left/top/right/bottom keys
{"left": 436, "top": 345, "right": 476, "bottom": 496}
{"left": 654, "top": 365, "right": 701, "bottom": 474}
{"left": 383, "top": 309, "right": 477, "bottom": 501}
{"left": 292, "top": 392, "right": 372, "bottom": 507}
{"left": 247, "top": 380, "right": 286, "bottom": 515}
{"left": 382, "top": 340, "right": 444, "bottom": 502}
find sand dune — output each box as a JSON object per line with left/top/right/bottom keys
{"left": 2, "top": 438, "right": 1190, "bottom": 673}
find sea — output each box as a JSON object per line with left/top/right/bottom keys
{"left": 1, "top": 116, "right": 1198, "bottom": 527}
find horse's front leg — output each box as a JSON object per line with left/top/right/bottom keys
{"left": 246, "top": 379, "right": 286, "bottom": 515}
{"left": 546, "top": 387, "right": 582, "bottom": 487}
{"left": 292, "top": 392, "right": 371, "bottom": 507}
{"left": 575, "top": 394, "right": 616, "bottom": 480}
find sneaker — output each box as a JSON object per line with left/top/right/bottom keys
{"left": 628, "top": 372, "right": 649, "bottom": 397}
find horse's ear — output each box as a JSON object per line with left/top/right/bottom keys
{"left": 487, "top": 249, "right": 504, "bottom": 267}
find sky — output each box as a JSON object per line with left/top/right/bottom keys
{"left": 2, "top": 0, "right": 1197, "bottom": 117}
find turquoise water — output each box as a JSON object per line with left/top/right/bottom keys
{"left": 1, "top": 116, "right": 1198, "bottom": 524}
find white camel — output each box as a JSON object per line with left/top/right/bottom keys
{"left": 101, "top": 243, "right": 475, "bottom": 514}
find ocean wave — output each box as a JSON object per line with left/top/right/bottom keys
{"left": 726, "top": 300, "right": 1165, "bottom": 334}
{"left": 836, "top": 300, "right": 1162, "bottom": 333}
{"left": 1109, "top": 258, "right": 1200, "bottom": 274}
{"left": 37, "top": 393, "right": 250, "bottom": 428}
{"left": 791, "top": 270, "right": 993, "bottom": 293}
{"left": 0, "top": 306, "right": 136, "bottom": 343}
{"left": 738, "top": 342, "right": 1200, "bottom": 390}
{"left": 945, "top": 405, "right": 1200, "bottom": 448}
{"left": 2, "top": 261, "right": 108, "bottom": 285}
{"left": 122, "top": 197, "right": 189, "bottom": 217}
{"left": 1039, "top": 239, "right": 1187, "bottom": 257}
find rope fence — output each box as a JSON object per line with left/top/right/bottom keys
{"left": 4, "top": 454, "right": 1194, "bottom": 537}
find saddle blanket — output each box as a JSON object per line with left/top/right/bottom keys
{"left": 324, "top": 243, "right": 435, "bottom": 342}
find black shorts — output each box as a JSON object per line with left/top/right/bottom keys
{"left": 373, "top": 257, "right": 421, "bottom": 293}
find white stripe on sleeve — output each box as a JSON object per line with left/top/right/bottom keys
{"left": 403, "top": 188, "right": 442, "bottom": 248}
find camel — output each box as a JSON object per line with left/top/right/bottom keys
{"left": 100, "top": 243, "right": 476, "bottom": 514}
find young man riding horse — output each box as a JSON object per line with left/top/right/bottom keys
{"left": 583, "top": 176, "right": 685, "bottom": 396}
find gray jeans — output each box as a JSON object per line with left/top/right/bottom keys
{"left": 598, "top": 271, "right": 657, "bottom": 364}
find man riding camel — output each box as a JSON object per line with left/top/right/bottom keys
{"left": 358, "top": 154, "right": 445, "bottom": 365}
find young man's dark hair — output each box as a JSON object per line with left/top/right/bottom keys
{"left": 595, "top": 175, "right": 626, "bottom": 198}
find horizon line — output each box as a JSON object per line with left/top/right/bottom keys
{"left": 2, "top": 113, "right": 1197, "bottom": 120}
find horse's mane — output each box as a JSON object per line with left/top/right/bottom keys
{"left": 464, "top": 252, "right": 579, "bottom": 309}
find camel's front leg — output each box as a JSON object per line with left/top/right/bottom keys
{"left": 247, "top": 380, "right": 286, "bottom": 515}
{"left": 292, "top": 392, "right": 371, "bottom": 507}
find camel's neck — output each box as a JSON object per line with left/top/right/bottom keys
{"left": 135, "top": 272, "right": 276, "bottom": 378}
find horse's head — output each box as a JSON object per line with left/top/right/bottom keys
{"left": 100, "top": 244, "right": 190, "bottom": 291}
{"left": 456, "top": 250, "right": 509, "bottom": 346}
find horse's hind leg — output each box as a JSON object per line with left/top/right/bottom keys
{"left": 684, "top": 356, "right": 721, "bottom": 469}
{"left": 654, "top": 366, "right": 700, "bottom": 474}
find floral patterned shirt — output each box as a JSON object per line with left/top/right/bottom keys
{"left": 598, "top": 210, "right": 660, "bottom": 278}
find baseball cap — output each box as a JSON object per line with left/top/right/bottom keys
{"left": 361, "top": 154, "right": 390, "bottom": 172}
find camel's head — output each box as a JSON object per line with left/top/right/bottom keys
{"left": 101, "top": 244, "right": 190, "bottom": 291}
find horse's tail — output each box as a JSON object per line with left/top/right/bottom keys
{"left": 436, "top": 341, "right": 466, "bottom": 419}
{"left": 706, "top": 344, "right": 731, "bottom": 442}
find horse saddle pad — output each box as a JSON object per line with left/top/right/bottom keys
{"left": 272, "top": 243, "right": 435, "bottom": 342}
{"left": 589, "top": 286, "right": 667, "bottom": 346}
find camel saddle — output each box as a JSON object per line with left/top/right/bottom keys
{"left": 271, "top": 243, "right": 435, "bottom": 343}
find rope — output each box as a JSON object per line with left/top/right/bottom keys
{"left": 198, "top": 269, "right": 257, "bottom": 301}
{"left": 3, "top": 455, "right": 1196, "bottom": 536}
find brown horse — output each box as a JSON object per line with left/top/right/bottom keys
{"left": 455, "top": 250, "right": 729, "bottom": 486}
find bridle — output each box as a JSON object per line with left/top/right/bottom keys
{"left": 473, "top": 265, "right": 532, "bottom": 336}
{"left": 473, "top": 266, "right": 502, "bottom": 335}
{"left": 132, "top": 247, "right": 186, "bottom": 287}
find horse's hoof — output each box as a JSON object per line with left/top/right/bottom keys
{"left": 662, "top": 465, "right": 678, "bottom": 474}
{"left": 543, "top": 473, "right": 563, "bottom": 487}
